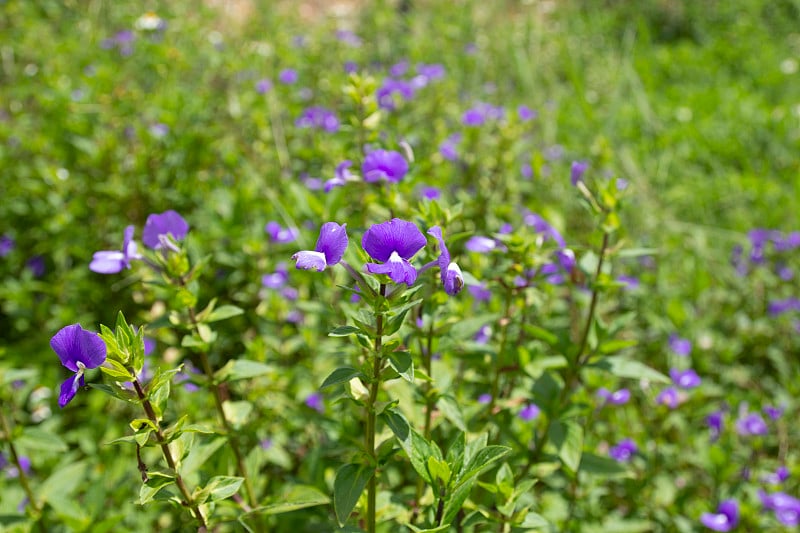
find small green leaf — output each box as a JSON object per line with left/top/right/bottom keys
{"left": 215, "top": 359, "right": 273, "bottom": 383}
{"left": 386, "top": 351, "right": 414, "bottom": 383}
{"left": 194, "top": 476, "right": 243, "bottom": 504}
{"left": 321, "top": 367, "right": 365, "bottom": 389}
{"left": 519, "top": 511, "right": 549, "bottom": 528}
{"left": 437, "top": 395, "right": 467, "bottom": 432}
{"left": 333, "top": 463, "right": 374, "bottom": 527}
{"left": 99, "top": 359, "right": 133, "bottom": 381}
{"left": 222, "top": 400, "right": 252, "bottom": 429}
{"left": 328, "top": 325, "right": 361, "bottom": 337}
{"left": 580, "top": 452, "right": 629, "bottom": 478}
{"left": 205, "top": 305, "right": 244, "bottom": 323}
{"left": 427, "top": 456, "right": 451, "bottom": 486}
{"left": 587, "top": 357, "right": 669, "bottom": 383}
{"left": 139, "top": 475, "right": 174, "bottom": 505}
{"left": 15, "top": 427, "right": 68, "bottom": 453}
{"left": 252, "top": 485, "right": 330, "bottom": 515}
{"left": 456, "top": 445, "right": 511, "bottom": 487}
{"left": 548, "top": 420, "right": 583, "bottom": 473}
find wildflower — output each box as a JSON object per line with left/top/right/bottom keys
{"left": 465, "top": 236, "right": 502, "bottom": 253}
{"left": 477, "top": 393, "right": 492, "bottom": 404}
{"left": 419, "top": 186, "right": 441, "bottom": 200}
{"left": 669, "top": 334, "right": 692, "bottom": 356}
{"left": 376, "top": 78, "right": 415, "bottom": 110}
{"left": 389, "top": 60, "right": 409, "bottom": 77}
{"left": 700, "top": 500, "right": 739, "bottom": 532}
{"left": 707, "top": 410, "right": 724, "bottom": 441}
{"left": 521, "top": 162, "right": 533, "bottom": 179}
{"left": 102, "top": 30, "right": 134, "bottom": 56}
{"left": 26, "top": 256, "right": 45, "bottom": 277}
{"left": 597, "top": 387, "right": 630, "bottom": 406}
{"left": 90, "top": 225, "right": 142, "bottom": 274}
{"left": 362, "top": 150, "right": 408, "bottom": 183}
{"left": 736, "top": 412, "right": 768, "bottom": 436}
{"left": 461, "top": 102, "right": 504, "bottom": 127}
{"left": 617, "top": 275, "right": 640, "bottom": 290}
{"left": 656, "top": 387, "right": 681, "bottom": 409}
{"left": 763, "top": 466, "right": 790, "bottom": 485}
{"left": 291, "top": 222, "right": 348, "bottom": 272}
{"left": 427, "top": 226, "right": 464, "bottom": 295}
{"left": 670, "top": 368, "right": 702, "bottom": 389}
{"left": 335, "top": 29, "right": 362, "bottom": 47}
{"left": 255, "top": 78, "right": 272, "bottom": 94}
{"left": 439, "top": 134, "right": 461, "bottom": 161}
{"left": 324, "top": 160, "right": 354, "bottom": 193}
{"left": 278, "top": 68, "right": 298, "bottom": 84}
{"left": 469, "top": 282, "right": 492, "bottom": 301}
{"left": 519, "top": 403, "right": 540, "bottom": 421}
{"left": 767, "top": 298, "right": 800, "bottom": 316}
{"left": 570, "top": 161, "right": 588, "bottom": 186}
{"left": 305, "top": 392, "right": 324, "bottom": 413}
{"left": 0, "top": 234, "right": 14, "bottom": 257}
{"left": 414, "top": 63, "right": 445, "bottom": 86}
{"left": 51, "top": 324, "right": 107, "bottom": 408}
{"left": 763, "top": 405, "right": 784, "bottom": 420}
{"left": 518, "top": 105, "right": 537, "bottom": 121}
{"left": 523, "top": 212, "right": 566, "bottom": 248}
{"left": 759, "top": 490, "right": 800, "bottom": 526}
{"left": 262, "top": 263, "right": 290, "bottom": 289}
{"left": 362, "top": 218, "right": 426, "bottom": 285}
{"left": 149, "top": 123, "right": 169, "bottom": 138}
{"left": 295, "top": 106, "right": 339, "bottom": 132}
{"left": 265, "top": 221, "right": 299, "bottom": 244}
{"left": 608, "top": 439, "right": 637, "bottom": 462}
{"left": 142, "top": 210, "right": 189, "bottom": 250}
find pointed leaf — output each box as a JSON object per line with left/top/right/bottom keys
{"left": 334, "top": 463, "right": 374, "bottom": 526}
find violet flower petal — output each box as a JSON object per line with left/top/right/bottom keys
{"left": 362, "top": 218, "right": 426, "bottom": 262}
{"left": 50, "top": 324, "right": 107, "bottom": 371}
{"left": 142, "top": 210, "right": 189, "bottom": 249}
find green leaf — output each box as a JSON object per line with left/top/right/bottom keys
{"left": 39, "top": 461, "right": 87, "bottom": 504}
{"left": 139, "top": 475, "right": 174, "bottom": 505}
{"left": 386, "top": 350, "right": 414, "bottom": 383}
{"left": 519, "top": 511, "right": 549, "bottom": 528}
{"left": 222, "top": 400, "right": 252, "bottom": 429}
{"left": 99, "top": 358, "right": 133, "bottom": 381}
{"left": 580, "top": 452, "right": 629, "bottom": 478}
{"left": 523, "top": 324, "right": 560, "bottom": 347}
{"left": 427, "top": 456, "right": 451, "bottom": 486}
{"left": 251, "top": 485, "right": 330, "bottom": 515}
{"left": 181, "top": 437, "right": 226, "bottom": 477}
{"left": 456, "top": 445, "right": 511, "bottom": 487}
{"left": 206, "top": 476, "right": 244, "bottom": 503}
{"left": 437, "top": 395, "right": 467, "bottom": 432}
{"left": 598, "top": 339, "right": 638, "bottom": 355}
{"left": 15, "top": 427, "right": 68, "bottom": 453}
{"left": 328, "top": 325, "right": 361, "bottom": 337}
{"left": 215, "top": 359, "right": 274, "bottom": 383}
{"left": 333, "top": 463, "right": 374, "bottom": 527}
{"left": 548, "top": 420, "right": 583, "bottom": 473}
{"left": 205, "top": 304, "right": 244, "bottom": 323}
{"left": 321, "top": 367, "right": 365, "bottom": 389}
{"left": 587, "top": 357, "right": 669, "bottom": 383}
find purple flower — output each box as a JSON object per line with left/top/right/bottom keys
{"left": 295, "top": 106, "right": 339, "bottom": 133}
{"left": 419, "top": 186, "right": 441, "bottom": 200}
{"left": 265, "top": 221, "right": 299, "bottom": 244}
{"left": 519, "top": 403, "right": 541, "bottom": 421}
{"left": 700, "top": 499, "right": 739, "bottom": 532}
{"left": 461, "top": 102, "right": 504, "bottom": 127}
{"left": 670, "top": 368, "right": 702, "bottom": 389}
{"left": 521, "top": 162, "right": 533, "bottom": 179}
{"left": 376, "top": 78, "right": 415, "bottom": 110}
{"left": 523, "top": 212, "right": 566, "bottom": 248}
{"left": 427, "top": 227, "right": 464, "bottom": 296}
{"left": 518, "top": 105, "right": 537, "bottom": 121}
{"left": 262, "top": 262, "right": 290, "bottom": 289}
{"left": 278, "top": 68, "right": 298, "bottom": 84}
{"left": 51, "top": 324, "right": 107, "bottom": 408}
{"left": 570, "top": 161, "right": 588, "bottom": 186}
{"left": 763, "top": 466, "right": 790, "bottom": 485}
{"left": 439, "top": 134, "right": 461, "bottom": 161}
{"left": 362, "top": 150, "right": 409, "bottom": 183}
{"left": 597, "top": 387, "right": 630, "bottom": 406}
{"left": 149, "top": 123, "right": 169, "bottom": 138}
{"left": 763, "top": 405, "right": 784, "bottom": 420}
{"left": 474, "top": 325, "right": 492, "bottom": 344}
{"left": 609, "top": 438, "right": 637, "bottom": 462}
{"left": 767, "top": 298, "right": 800, "bottom": 316}
{"left": 669, "top": 334, "right": 692, "bottom": 357}
{"left": 335, "top": 29, "right": 362, "bottom": 47}
{"left": 90, "top": 225, "right": 142, "bottom": 274}
{"left": 617, "top": 275, "right": 640, "bottom": 289}
{"left": 362, "top": 219, "right": 426, "bottom": 285}
{"left": 26, "top": 256, "right": 45, "bottom": 277}
{"left": 142, "top": 210, "right": 189, "bottom": 250}
{"left": 736, "top": 412, "right": 768, "bottom": 436}
{"left": 415, "top": 63, "right": 445, "bottom": 85}
{"left": 469, "top": 282, "right": 492, "bottom": 301}
{"left": 343, "top": 61, "right": 358, "bottom": 74}
{"left": 774, "top": 231, "right": 800, "bottom": 251}
{"left": 4, "top": 456, "right": 31, "bottom": 479}
{"left": 305, "top": 392, "right": 324, "bottom": 413}
{"left": 291, "top": 222, "right": 348, "bottom": 272}
{"left": 707, "top": 411, "right": 724, "bottom": 441}
{"left": 324, "top": 160, "right": 354, "bottom": 193}
{"left": 656, "top": 387, "right": 681, "bottom": 409}
{"left": 760, "top": 491, "right": 800, "bottom": 526}
{"left": 175, "top": 361, "right": 202, "bottom": 392}
{"left": 255, "top": 79, "right": 272, "bottom": 94}
{"left": 465, "top": 236, "right": 503, "bottom": 253}
{"left": 477, "top": 393, "right": 492, "bottom": 404}
{"left": 0, "top": 234, "right": 14, "bottom": 257}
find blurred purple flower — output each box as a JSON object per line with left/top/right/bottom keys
{"left": 335, "top": 29, "right": 362, "bottom": 47}
{"left": 0, "top": 234, "right": 14, "bottom": 257}
{"left": 597, "top": 387, "right": 630, "bottom": 406}
{"left": 523, "top": 213, "right": 566, "bottom": 248}
{"left": 265, "top": 221, "right": 299, "bottom": 244}
{"left": 617, "top": 275, "right": 640, "bottom": 290}
{"left": 469, "top": 283, "right": 492, "bottom": 301}
{"left": 477, "top": 393, "right": 492, "bottom": 404}
{"left": 570, "top": 161, "right": 588, "bottom": 186}
{"left": 377, "top": 78, "right": 415, "bottom": 110}
{"left": 474, "top": 325, "right": 492, "bottom": 344}
{"left": 255, "top": 79, "right": 272, "bottom": 94}
{"left": 707, "top": 410, "right": 724, "bottom": 441}
{"left": 656, "top": 387, "right": 680, "bottom": 409}
{"left": 362, "top": 150, "right": 408, "bottom": 183}
{"left": 90, "top": 225, "right": 142, "bottom": 274}
{"left": 4, "top": 456, "right": 31, "bottom": 479}
{"left": 305, "top": 392, "right": 324, "bottom": 413}
{"left": 51, "top": 324, "right": 107, "bottom": 407}
{"left": 278, "top": 68, "right": 298, "bottom": 84}
{"left": 295, "top": 106, "right": 339, "bottom": 133}
{"left": 343, "top": 61, "right": 358, "bottom": 74}
{"left": 518, "top": 105, "right": 537, "bottom": 121}
{"left": 102, "top": 30, "right": 135, "bottom": 56}
{"left": 736, "top": 412, "right": 768, "bottom": 436}
{"left": 521, "top": 162, "right": 533, "bottom": 179}
{"left": 764, "top": 405, "right": 784, "bottom": 420}
{"left": 26, "top": 256, "right": 45, "bottom": 278}
{"left": 362, "top": 219, "right": 426, "bottom": 285}
{"left": 700, "top": 499, "right": 739, "bottom": 532}
{"left": 389, "top": 60, "right": 409, "bottom": 77}
{"left": 670, "top": 368, "right": 701, "bottom": 389}
{"left": 142, "top": 210, "right": 189, "bottom": 250}
{"left": 291, "top": 222, "right": 348, "bottom": 272}
{"left": 759, "top": 490, "right": 800, "bottom": 526}
{"left": 768, "top": 298, "right": 800, "bottom": 316}
{"left": 609, "top": 438, "right": 637, "bottom": 462}
{"left": 774, "top": 231, "right": 800, "bottom": 251}
{"left": 763, "top": 466, "right": 790, "bottom": 485}
{"left": 419, "top": 186, "right": 441, "bottom": 200}
{"left": 175, "top": 361, "right": 202, "bottom": 392}
{"left": 262, "top": 262, "right": 290, "bottom": 289}
{"left": 439, "top": 134, "right": 461, "bottom": 161}
{"left": 465, "top": 236, "right": 503, "bottom": 253}
{"left": 519, "top": 403, "right": 540, "bottom": 421}
{"left": 669, "top": 334, "right": 692, "bottom": 357}
{"left": 149, "top": 123, "right": 169, "bottom": 138}
{"left": 415, "top": 63, "right": 445, "bottom": 86}
{"left": 324, "top": 160, "right": 354, "bottom": 193}
{"left": 462, "top": 102, "right": 504, "bottom": 126}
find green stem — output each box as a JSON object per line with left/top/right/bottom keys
{"left": 488, "top": 287, "right": 514, "bottom": 419}
{"left": 132, "top": 380, "right": 207, "bottom": 529}
{"left": 365, "top": 283, "right": 386, "bottom": 533}
{"left": 0, "top": 407, "right": 47, "bottom": 533}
